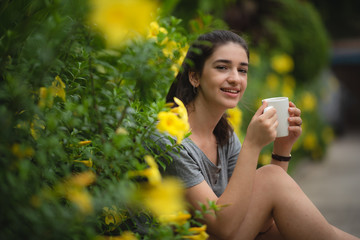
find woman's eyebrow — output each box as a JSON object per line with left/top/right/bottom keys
{"left": 213, "top": 59, "right": 231, "bottom": 64}
{"left": 213, "top": 59, "right": 248, "bottom": 66}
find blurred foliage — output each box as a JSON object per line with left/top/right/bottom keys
{"left": 161, "top": 0, "right": 236, "bottom": 25}
{"left": 0, "top": 0, "right": 336, "bottom": 239}
{"left": 170, "top": 0, "right": 330, "bottom": 84}
{"left": 261, "top": 0, "right": 330, "bottom": 84}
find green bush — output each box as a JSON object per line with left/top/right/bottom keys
{"left": 0, "top": 0, "right": 209, "bottom": 239}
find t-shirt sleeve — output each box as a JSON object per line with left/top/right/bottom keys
{"left": 227, "top": 132, "right": 241, "bottom": 178}
{"left": 152, "top": 135, "right": 204, "bottom": 188}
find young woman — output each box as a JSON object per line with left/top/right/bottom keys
{"left": 154, "top": 30, "right": 359, "bottom": 240}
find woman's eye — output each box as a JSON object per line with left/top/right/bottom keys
{"left": 238, "top": 69, "right": 247, "bottom": 74}
{"left": 216, "top": 65, "right": 227, "bottom": 70}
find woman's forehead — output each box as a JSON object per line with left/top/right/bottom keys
{"left": 209, "top": 42, "right": 248, "bottom": 63}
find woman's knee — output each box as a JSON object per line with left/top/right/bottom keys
{"left": 256, "top": 164, "right": 287, "bottom": 183}
{"left": 255, "top": 164, "right": 297, "bottom": 193}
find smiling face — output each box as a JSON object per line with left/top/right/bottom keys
{"left": 190, "top": 42, "right": 248, "bottom": 111}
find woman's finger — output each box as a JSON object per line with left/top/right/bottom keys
{"left": 288, "top": 125, "right": 302, "bottom": 137}
{"left": 289, "top": 116, "right": 302, "bottom": 126}
{"left": 289, "top": 107, "right": 301, "bottom": 117}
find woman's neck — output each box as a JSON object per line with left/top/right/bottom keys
{"left": 187, "top": 98, "right": 225, "bottom": 138}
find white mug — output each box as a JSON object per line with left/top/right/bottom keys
{"left": 262, "top": 97, "right": 289, "bottom": 138}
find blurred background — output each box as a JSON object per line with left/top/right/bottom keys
{"left": 1, "top": 0, "right": 359, "bottom": 238}
{"left": 312, "top": 0, "right": 360, "bottom": 132}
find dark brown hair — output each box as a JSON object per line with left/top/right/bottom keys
{"left": 166, "top": 30, "right": 249, "bottom": 146}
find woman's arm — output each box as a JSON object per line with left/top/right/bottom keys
{"left": 185, "top": 141, "right": 262, "bottom": 239}
{"left": 185, "top": 103, "right": 279, "bottom": 239}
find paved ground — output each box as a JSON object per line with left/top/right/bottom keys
{"left": 292, "top": 130, "right": 360, "bottom": 237}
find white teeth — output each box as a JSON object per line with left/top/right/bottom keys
{"left": 222, "top": 89, "right": 239, "bottom": 93}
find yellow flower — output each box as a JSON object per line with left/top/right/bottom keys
{"left": 227, "top": 107, "right": 242, "bottom": 137}
{"left": 115, "top": 127, "right": 128, "bottom": 135}
{"left": 89, "top": 0, "right": 158, "bottom": 48}
{"left": 67, "top": 171, "right": 96, "bottom": 187}
{"left": 271, "top": 54, "right": 294, "bottom": 74}
{"left": 179, "top": 45, "right": 189, "bottom": 62}
{"left": 30, "top": 115, "right": 45, "bottom": 140}
{"left": 78, "top": 140, "right": 92, "bottom": 146}
{"left": 171, "top": 44, "right": 188, "bottom": 76}
{"left": 144, "top": 155, "right": 162, "bottom": 185}
{"left": 128, "top": 155, "right": 161, "bottom": 186}
{"left": 300, "top": 92, "right": 317, "bottom": 112}
{"left": 172, "top": 97, "right": 188, "bottom": 122}
{"left": 157, "top": 112, "right": 181, "bottom": 134}
{"left": 38, "top": 76, "right": 66, "bottom": 108}
{"left": 36, "top": 172, "right": 96, "bottom": 214}
{"left": 158, "top": 211, "right": 191, "bottom": 225}
{"left": 171, "top": 64, "right": 180, "bottom": 76}
{"left": 162, "top": 40, "right": 178, "bottom": 58}
{"left": 266, "top": 73, "right": 279, "bottom": 91}
{"left": 157, "top": 98, "right": 189, "bottom": 144}
{"left": 74, "top": 159, "right": 93, "bottom": 168}
{"left": 184, "top": 225, "right": 209, "bottom": 240}
{"left": 38, "top": 87, "right": 53, "bottom": 108}
{"left": 303, "top": 132, "right": 318, "bottom": 151}
{"left": 66, "top": 187, "right": 93, "bottom": 214}
{"left": 147, "top": 21, "right": 167, "bottom": 39}
{"left": 62, "top": 171, "right": 96, "bottom": 214}
{"left": 141, "top": 178, "right": 186, "bottom": 217}
{"left": 11, "top": 144, "right": 34, "bottom": 158}
{"left": 157, "top": 112, "right": 189, "bottom": 144}
{"left": 51, "top": 75, "right": 66, "bottom": 101}
{"left": 103, "top": 205, "right": 128, "bottom": 230}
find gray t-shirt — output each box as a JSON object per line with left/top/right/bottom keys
{"left": 151, "top": 132, "right": 241, "bottom": 197}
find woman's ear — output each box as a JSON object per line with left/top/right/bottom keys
{"left": 188, "top": 72, "right": 200, "bottom": 87}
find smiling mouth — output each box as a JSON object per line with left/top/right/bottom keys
{"left": 221, "top": 88, "right": 240, "bottom": 94}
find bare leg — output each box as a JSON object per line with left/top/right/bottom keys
{"left": 256, "top": 224, "right": 360, "bottom": 240}
{"left": 231, "top": 164, "right": 359, "bottom": 240}
{"left": 333, "top": 226, "right": 360, "bottom": 240}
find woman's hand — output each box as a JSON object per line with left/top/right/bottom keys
{"left": 273, "top": 101, "right": 302, "bottom": 155}
{"left": 244, "top": 102, "right": 279, "bottom": 151}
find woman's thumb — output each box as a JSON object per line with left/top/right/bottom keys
{"left": 254, "top": 101, "right": 268, "bottom": 117}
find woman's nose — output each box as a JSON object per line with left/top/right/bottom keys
{"left": 227, "top": 68, "right": 240, "bottom": 83}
